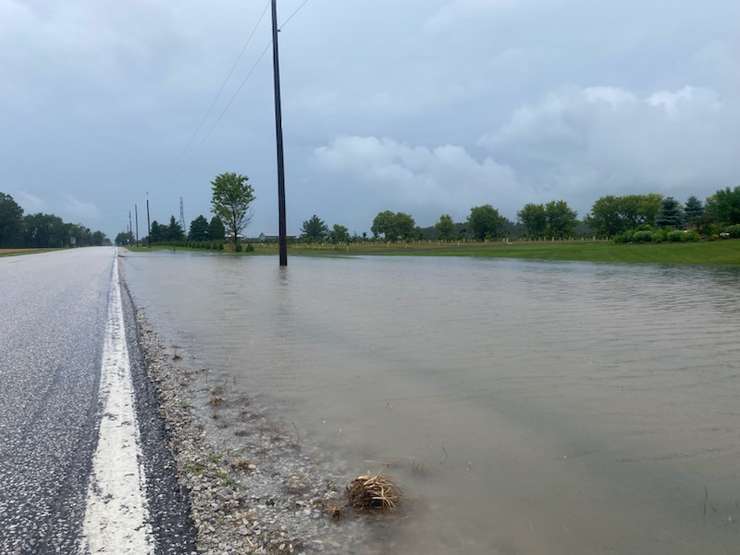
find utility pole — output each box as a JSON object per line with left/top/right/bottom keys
{"left": 179, "top": 196, "right": 186, "bottom": 231}
{"left": 134, "top": 204, "right": 139, "bottom": 246}
{"left": 146, "top": 193, "right": 152, "bottom": 247}
{"left": 271, "top": 0, "right": 288, "bottom": 267}
{"left": 128, "top": 211, "right": 132, "bottom": 238}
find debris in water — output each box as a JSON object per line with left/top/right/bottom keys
{"left": 346, "top": 473, "right": 400, "bottom": 512}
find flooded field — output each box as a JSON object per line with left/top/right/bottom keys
{"left": 122, "top": 251, "right": 740, "bottom": 554}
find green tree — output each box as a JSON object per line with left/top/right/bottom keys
{"left": 301, "top": 214, "right": 329, "bottom": 242}
{"left": 149, "top": 221, "right": 162, "bottom": 242}
{"left": 91, "top": 231, "right": 108, "bottom": 246}
{"left": 23, "top": 213, "right": 68, "bottom": 247}
{"left": 0, "top": 193, "right": 24, "bottom": 247}
{"left": 705, "top": 186, "right": 740, "bottom": 225}
{"left": 545, "top": 200, "right": 578, "bottom": 239}
{"left": 435, "top": 214, "right": 456, "bottom": 241}
{"left": 210, "top": 172, "right": 256, "bottom": 247}
{"left": 329, "top": 224, "right": 350, "bottom": 244}
{"left": 395, "top": 213, "right": 416, "bottom": 241}
{"left": 587, "top": 194, "right": 662, "bottom": 237}
{"left": 208, "top": 216, "right": 226, "bottom": 241}
{"left": 468, "top": 204, "right": 505, "bottom": 241}
{"left": 655, "top": 197, "right": 684, "bottom": 228}
{"left": 165, "top": 215, "right": 185, "bottom": 241}
{"left": 371, "top": 210, "right": 398, "bottom": 241}
{"left": 518, "top": 203, "right": 547, "bottom": 239}
{"left": 115, "top": 231, "right": 134, "bottom": 246}
{"left": 684, "top": 196, "right": 704, "bottom": 227}
{"left": 188, "top": 215, "right": 209, "bottom": 241}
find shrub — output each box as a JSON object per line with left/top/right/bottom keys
{"left": 684, "top": 231, "right": 700, "bottom": 242}
{"left": 667, "top": 230, "right": 684, "bottom": 242}
{"left": 651, "top": 230, "right": 667, "bottom": 243}
{"left": 614, "top": 230, "right": 633, "bottom": 243}
{"left": 724, "top": 224, "right": 740, "bottom": 238}
{"left": 244, "top": 243, "right": 255, "bottom": 252}
{"left": 633, "top": 230, "right": 653, "bottom": 243}
{"left": 235, "top": 243, "right": 243, "bottom": 252}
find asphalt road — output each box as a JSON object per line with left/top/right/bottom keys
{"left": 0, "top": 248, "right": 195, "bottom": 554}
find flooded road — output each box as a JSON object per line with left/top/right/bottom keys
{"left": 123, "top": 252, "right": 740, "bottom": 554}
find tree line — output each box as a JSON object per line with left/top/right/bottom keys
{"left": 301, "top": 186, "right": 740, "bottom": 244}
{"left": 0, "top": 192, "right": 109, "bottom": 248}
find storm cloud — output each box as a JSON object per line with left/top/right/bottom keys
{"left": 2, "top": 0, "right": 739, "bottom": 235}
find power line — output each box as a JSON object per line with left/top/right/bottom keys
{"left": 200, "top": 40, "right": 272, "bottom": 145}
{"left": 279, "top": 0, "right": 311, "bottom": 30}
{"left": 198, "top": 1, "right": 312, "bottom": 145}
{"left": 180, "top": 0, "right": 271, "bottom": 156}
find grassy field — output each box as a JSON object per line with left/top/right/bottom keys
{"left": 128, "top": 239, "right": 740, "bottom": 266}
{"left": 0, "top": 248, "right": 61, "bottom": 257}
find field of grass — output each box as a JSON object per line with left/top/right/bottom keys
{"left": 128, "top": 239, "right": 740, "bottom": 266}
{"left": 0, "top": 248, "right": 61, "bottom": 257}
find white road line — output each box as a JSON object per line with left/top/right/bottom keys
{"left": 81, "top": 252, "right": 153, "bottom": 554}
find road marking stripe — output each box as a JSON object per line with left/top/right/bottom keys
{"left": 81, "top": 252, "right": 153, "bottom": 554}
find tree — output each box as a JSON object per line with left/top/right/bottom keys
{"left": 435, "top": 214, "right": 456, "bottom": 241}
{"left": 0, "top": 193, "right": 24, "bottom": 247}
{"left": 545, "top": 200, "right": 578, "bottom": 239}
{"left": 468, "top": 205, "right": 505, "bottom": 241}
{"left": 91, "top": 231, "right": 108, "bottom": 246}
{"left": 684, "top": 196, "right": 704, "bottom": 227}
{"left": 371, "top": 210, "right": 398, "bottom": 241}
{"left": 208, "top": 216, "right": 226, "bottom": 241}
{"left": 210, "top": 172, "right": 256, "bottom": 247}
{"left": 149, "top": 220, "right": 162, "bottom": 243}
{"left": 587, "top": 194, "right": 663, "bottom": 237}
{"left": 655, "top": 197, "right": 684, "bottom": 228}
{"left": 329, "top": 224, "right": 350, "bottom": 244}
{"left": 165, "top": 215, "right": 185, "bottom": 241}
{"left": 395, "top": 213, "right": 416, "bottom": 241}
{"left": 518, "top": 204, "right": 547, "bottom": 239}
{"left": 115, "top": 231, "right": 134, "bottom": 246}
{"left": 189, "top": 215, "right": 209, "bottom": 241}
{"left": 23, "top": 213, "right": 67, "bottom": 248}
{"left": 705, "top": 186, "right": 740, "bottom": 225}
{"left": 301, "top": 215, "right": 329, "bottom": 242}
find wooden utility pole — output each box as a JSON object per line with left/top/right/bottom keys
{"left": 271, "top": 0, "right": 288, "bottom": 267}
{"left": 134, "top": 204, "right": 139, "bottom": 245}
{"left": 146, "top": 193, "right": 152, "bottom": 247}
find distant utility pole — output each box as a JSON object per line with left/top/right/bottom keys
{"left": 179, "top": 196, "right": 186, "bottom": 231}
{"left": 271, "top": 0, "right": 288, "bottom": 267}
{"left": 146, "top": 193, "right": 152, "bottom": 247}
{"left": 128, "top": 211, "right": 132, "bottom": 237}
{"left": 134, "top": 204, "right": 139, "bottom": 246}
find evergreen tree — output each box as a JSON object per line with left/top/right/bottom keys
{"left": 684, "top": 196, "right": 704, "bottom": 227}
{"left": 301, "top": 215, "right": 328, "bottom": 242}
{"left": 208, "top": 216, "right": 226, "bottom": 241}
{"left": 188, "top": 215, "right": 209, "bottom": 241}
{"left": 166, "top": 215, "right": 185, "bottom": 241}
{"left": 656, "top": 197, "right": 684, "bottom": 228}
{"left": 150, "top": 221, "right": 162, "bottom": 242}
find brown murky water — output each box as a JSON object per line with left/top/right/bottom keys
{"left": 123, "top": 252, "right": 740, "bottom": 554}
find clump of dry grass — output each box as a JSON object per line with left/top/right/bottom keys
{"left": 346, "top": 473, "right": 400, "bottom": 512}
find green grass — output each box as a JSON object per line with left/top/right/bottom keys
{"left": 126, "top": 240, "right": 740, "bottom": 266}
{"left": 0, "top": 248, "right": 63, "bottom": 257}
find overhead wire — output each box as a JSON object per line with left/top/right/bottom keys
{"left": 179, "top": 0, "right": 271, "bottom": 157}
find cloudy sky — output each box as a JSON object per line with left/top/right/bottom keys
{"left": 2, "top": 0, "right": 740, "bottom": 237}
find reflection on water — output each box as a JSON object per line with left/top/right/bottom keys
{"left": 123, "top": 252, "right": 740, "bottom": 554}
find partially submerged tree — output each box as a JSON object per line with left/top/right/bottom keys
{"left": 211, "top": 172, "right": 256, "bottom": 247}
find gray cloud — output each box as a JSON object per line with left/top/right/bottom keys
{"left": 2, "top": 0, "right": 739, "bottom": 235}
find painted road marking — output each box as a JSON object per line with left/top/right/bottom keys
{"left": 81, "top": 253, "right": 153, "bottom": 553}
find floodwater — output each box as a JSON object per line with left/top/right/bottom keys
{"left": 123, "top": 252, "right": 740, "bottom": 554}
